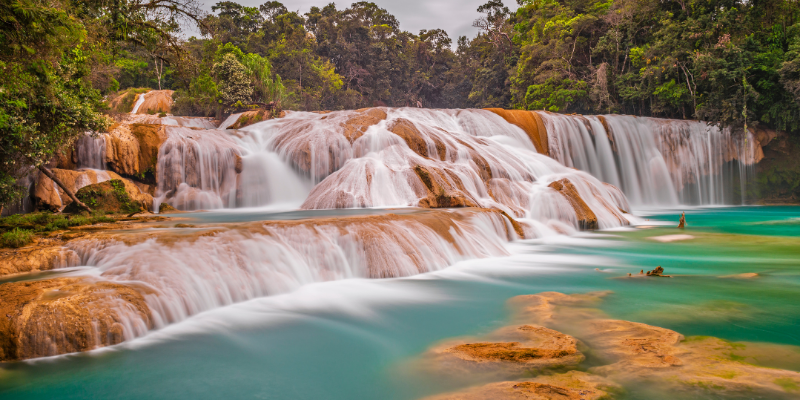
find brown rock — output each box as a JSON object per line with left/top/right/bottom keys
{"left": 414, "top": 165, "right": 479, "bottom": 209}
{"left": 227, "top": 109, "right": 273, "bottom": 130}
{"left": 548, "top": 178, "right": 599, "bottom": 230}
{"left": 0, "top": 241, "right": 79, "bottom": 276}
{"left": 343, "top": 108, "right": 388, "bottom": 143}
{"left": 508, "top": 291, "right": 800, "bottom": 398}
{"left": 422, "top": 371, "right": 619, "bottom": 400}
{"left": 105, "top": 123, "right": 167, "bottom": 179}
{"left": 422, "top": 324, "right": 584, "bottom": 379}
{"left": 485, "top": 109, "right": 549, "bottom": 155}
{"left": 133, "top": 90, "right": 174, "bottom": 115}
{"left": 388, "top": 118, "right": 445, "bottom": 159}
{"left": 0, "top": 277, "right": 152, "bottom": 361}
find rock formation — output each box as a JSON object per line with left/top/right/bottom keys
{"left": 485, "top": 109, "right": 549, "bottom": 155}
{"left": 226, "top": 109, "right": 286, "bottom": 129}
{"left": 132, "top": 90, "right": 174, "bottom": 115}
{"left": 0, "top": 277, "right": 152, "bottom": 361}
{"left": 105, "top": 123, "right": 167, "bottom": 180}
{"left": 548, "top": 179, "right": 599, "bottom": 230}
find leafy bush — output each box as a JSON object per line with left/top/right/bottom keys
{"left": 1, "top": 228, "right": 34, "bottom": 248}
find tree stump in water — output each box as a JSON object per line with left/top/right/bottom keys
{"left": 678, "top": 212, "right": 686, "bottom": 229}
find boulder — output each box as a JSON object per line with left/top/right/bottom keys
{"left": 548, "top": 178, "right": 599, "bottom": 230}
{"left": 65, "top": 179, "right": 154, "bottom": 214}
{"left": 0, "top": 277, "right": 152, "bottom": 361}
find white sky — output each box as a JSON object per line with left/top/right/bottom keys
{"left": 200, "top": 0, "right": 520, "bottom": 41}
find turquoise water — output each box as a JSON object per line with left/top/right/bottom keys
{"left": 1, "top": 207, "right": 799, "bottom": 399}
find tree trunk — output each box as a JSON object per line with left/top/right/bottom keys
{"left": 37, "top": 165, "right": 91, "bottom": 212}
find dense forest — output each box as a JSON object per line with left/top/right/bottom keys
{"left": 2, "top": 0, "right": 800, "bottom": 206}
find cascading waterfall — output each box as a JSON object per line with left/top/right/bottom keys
{"left": 62, "top": 210, "right": 514, "bottom": 339}
{"left": 539, "top": 112, "right": 758, "bottom": 206}
{"left": 14, "top": 105, "right": 769, "bottom": 357}
{"left": 235, "top": 108, "right": 631, "bottom": 230}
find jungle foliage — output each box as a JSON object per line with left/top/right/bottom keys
{"left": 3, "top": 0, "right": 800, "bottom": 208}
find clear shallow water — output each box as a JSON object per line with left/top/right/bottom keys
{"left": 1, "top": 207, "right": 800, "bottom": 399}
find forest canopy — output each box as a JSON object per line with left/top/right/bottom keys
{"left": 1, "top": 0, "right": 800, "bottom": 207}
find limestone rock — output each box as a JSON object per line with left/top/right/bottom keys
{"left": 226, "top": 108, "right": 280, "bottom": 130}
{"left": 548, "top": 179, "right": 599, "bottom": 230}
{"left": 423, "top": 324, "right": 584, "bottom": 379}
{"left": 105, "top": 123, "right": 167, "bottom": 179}
{"left": 344, "top": 108, "right": 387, "bottom": 143}
{"left": 0, "top": 277, "right": 152, "bottom": 361}
{"left": 508, "top": 291, "right": 800, "bottom": 399}
{"left": 0, "top": 239, "right": 79, "bottom": 276}
{"left": 133, "top": 90, "right": 174, "bottom": 115}
{"left": 423, "top": 371, "right": 619, "bottom": 400}
{"left": 485, "top": 109, "right": 549, "bottom": 155}
{"left": 414, "top": 165, "right": 479, "bottom": 209}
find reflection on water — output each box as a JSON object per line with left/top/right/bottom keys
{"left": 1, "top": 207, "right": 800, "bottom": 399}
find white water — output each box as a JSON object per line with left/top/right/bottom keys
{"left": 131, "top": 93, "right": 147, "bottom": 114}
{"left": 540, "top": 113, "right": 757, "bottom": 206}
{"left": 59, "top": 210, "right": 513, "bottom": 341}
{"left": 75, "top": 134, "right": 107, "bottom": 170}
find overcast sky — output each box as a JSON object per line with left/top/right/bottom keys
{"left": 201, "top": 0, "right": 520, "bottom": 41}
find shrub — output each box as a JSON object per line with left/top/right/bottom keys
{"left": 1, "top": 228, "right": 34, "bottom": 248}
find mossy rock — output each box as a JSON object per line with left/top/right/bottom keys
{"left": 65, "top": 180, "right": 149, "bottom": 214}
{"left": 158, "top": 202, "right": 177, "bottom": 213}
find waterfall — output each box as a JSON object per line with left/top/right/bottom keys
{"left": 64, "top": 209, "right": 514, "bottom": 339}
{"left": 131, "top": 92, "right": 147, "bottom": 114}
{"left": 539, "top": 112, "right": 757, "bottom": 206}
{"left": 75, "top": 134, "right": 107, "bottom": 170}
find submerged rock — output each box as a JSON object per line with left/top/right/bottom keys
{"left": 421, "top": 324, "right": 584, "bottom": 379}
{"left": 505, "top": 291, "right": 800, "bottom": 399}
{"left": 423, "top": 371, "right": 619, "bottom": 400}
{"left": 0, "top": 278, "right": 152, "bottom": 361}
